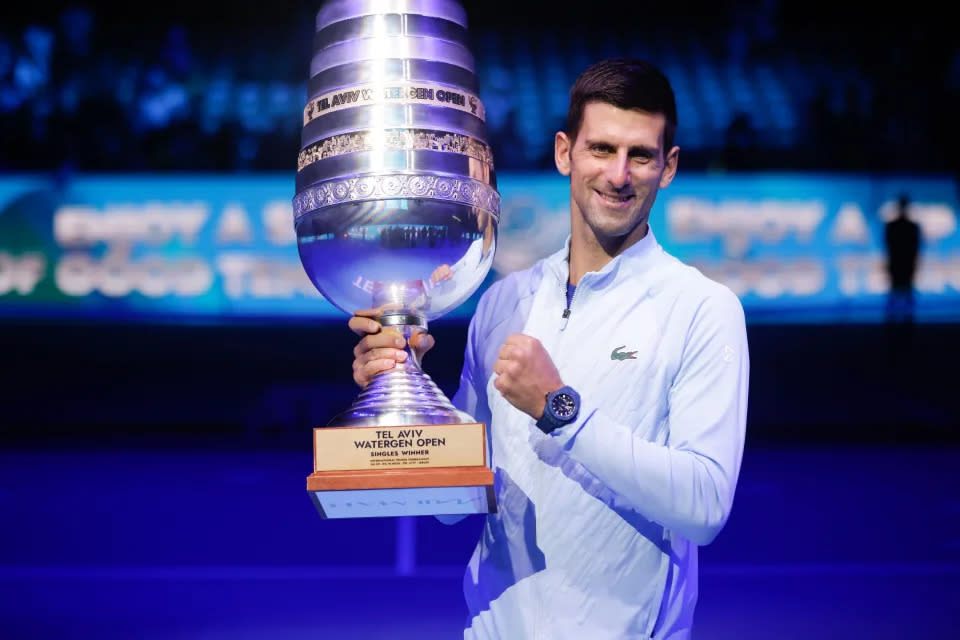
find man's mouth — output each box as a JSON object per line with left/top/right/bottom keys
{"left": 595, "top": 190, "right": 634, "bottom": 204}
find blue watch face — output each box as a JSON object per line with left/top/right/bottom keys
{"left": 551, "top": 392, "right": 577, "bottom": 420}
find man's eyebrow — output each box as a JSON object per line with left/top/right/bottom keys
{"left": 583, "top": 139, "right": 615, "bottom": 149}
{"left": 627, "top": 145, "right": 658, "bottom": 156}
{"left": 582, "top": 139, "right": 659, "bottom": 155}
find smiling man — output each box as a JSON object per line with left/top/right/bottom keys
{"left": 351, "top": 58, "right": 750, "bottom": 639}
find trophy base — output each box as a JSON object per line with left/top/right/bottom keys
{"left": 307, "top": 467, "right": 495, "bottom": 518}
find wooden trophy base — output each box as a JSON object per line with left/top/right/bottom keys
{"left": 307, "top": 423, "right": 496, "bottom": 519}
{"left": 307, "top": 467, "right": 495, "bottom": 518}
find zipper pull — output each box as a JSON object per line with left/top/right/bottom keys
{"left": 560, "top": 306, "right": 571, "bottom": 331}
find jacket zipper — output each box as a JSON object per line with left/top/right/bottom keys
{"left": 560, "top": 277, "right": 580, "bottom": 331}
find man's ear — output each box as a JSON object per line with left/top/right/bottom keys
{"left": 659, "top": 146, "right": 680, "bottom": 189}
{"left": 555, "top": 131, "right": 572, "bottom": 176}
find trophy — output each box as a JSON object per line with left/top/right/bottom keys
{"left": 293, "top": 0, "right": 499, "bottom": 519}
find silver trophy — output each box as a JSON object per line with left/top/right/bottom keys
{"left": 295, "top": 0, "right": 498, "bottom": 518}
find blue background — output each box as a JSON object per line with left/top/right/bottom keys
{"left": 3, "top": 171, "right": 958, "bottom": 323}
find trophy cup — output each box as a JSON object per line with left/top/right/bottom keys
{"left": 293, "top": 0, "right": 499, "bottom": 518}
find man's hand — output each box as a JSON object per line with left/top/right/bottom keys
{"left": 348, "top": 309, "right": 435, "bottom": 388}
{"left": 492, "top": 334, "right": 564, "bottom": 419}
{"left": 430, "top": 264, "right": 453, "bottom": 284}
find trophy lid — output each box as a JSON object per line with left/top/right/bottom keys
{"left": 316, "top": 0, "right": 468, "bottom": 31}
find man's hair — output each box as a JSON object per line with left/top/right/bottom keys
{"left": 565, "top": 58, "right": 678, "bottom": 151}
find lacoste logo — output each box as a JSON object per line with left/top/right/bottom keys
{"left": 611, "top": 346, "right": 638, "bottom": 361}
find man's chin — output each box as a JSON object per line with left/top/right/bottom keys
{"left": 590, "top": 220, "right": 648, "bottom": 245}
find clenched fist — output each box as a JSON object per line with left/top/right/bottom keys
{"left": 492, "top": 334, "right": 564, "bottom": 419}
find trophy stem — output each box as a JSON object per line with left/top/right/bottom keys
{"left": 327, "top": 313, "right": 473, "bottom": 427}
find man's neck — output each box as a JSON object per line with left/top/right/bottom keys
{"left": 568, "top": 222, "right": 648, "bottom": 285}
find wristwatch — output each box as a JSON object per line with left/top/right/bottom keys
{"left": 535, "top": 385, "right": 580, "bottom": 434}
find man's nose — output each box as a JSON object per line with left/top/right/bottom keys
{"left": 605, "top": 153, "right": 631, "bottom": 189}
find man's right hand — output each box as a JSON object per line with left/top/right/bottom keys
{"left": 348, "top": 309, "right": 435, "bottom": 388}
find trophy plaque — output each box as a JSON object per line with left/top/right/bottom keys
{"left": 293, "top": 0, "right": 499, "bottom": 518}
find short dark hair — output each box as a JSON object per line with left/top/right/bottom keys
{"left": 565, "top": 58, "right": 678, "bottom": 151}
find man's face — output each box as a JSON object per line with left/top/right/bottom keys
{"left": 555, "top": 102, "right": 679, "bottom": 249}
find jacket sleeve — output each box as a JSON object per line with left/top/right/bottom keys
{"left": 555, "top": 289, "right": 749, "bottom": 545}
{"left": 451, "top": 309, "right": 485, "bottom": 423}
{"left": 438, "top": 295, "right": 493, "bottom": 526}
{"left": 451, "top": 277, "right": 499, "bottom": 428}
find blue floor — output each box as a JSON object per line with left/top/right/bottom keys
{"left": 1, "top": 442, "right": 958, "bottom": 638}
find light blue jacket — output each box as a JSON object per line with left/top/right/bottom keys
{"left": 449, "top": 228, "right": 750, "bottom": 639}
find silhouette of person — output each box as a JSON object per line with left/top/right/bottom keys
{"left": 722, "top": 111, "right": 757, "bottom": 170}
{"left": 883, "top": 193, "right": 921, "bottom": 327}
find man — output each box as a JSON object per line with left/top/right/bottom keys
{"left": 350, "top": 59, "right": 749, "bottom": 639}
{"left": 884, "top": 193, "right": 921, "bottom": 325}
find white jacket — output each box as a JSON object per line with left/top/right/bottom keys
{"left": 451, "top": 228, "right": 750, "bottom": 639}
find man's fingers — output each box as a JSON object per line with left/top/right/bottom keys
{"left": 354, "top": 358, "right": 398, "bottom": 387}
{"left": 348, "top": 315, "right": 382, "bottom": 337}
{"left": 492, "top": 358, "right": 518, "bottom": 377}
{"left": 504, "top": 333, "right": 535, "bottom": 347}
{"left": 501, "top": 335, "right": 541, "bottom": 359}
{"left": 491, "top": 373, "right": 517, "bottom": 399}
{"left": 353, "top": 331, "right": 406, "bottom": 358}
{"left": 410, "top": 332, "right": 435, "bottom": 357}
{"left": 356, "top": 347, "right": 407, "bottom": 367}
{"left": 497, "top": 343, "right": 519, "bottom": 361}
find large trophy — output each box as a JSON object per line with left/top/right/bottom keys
{"left": 294, "top": 0, "right": 499, "bottom": 519}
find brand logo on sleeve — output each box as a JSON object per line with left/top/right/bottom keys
{"left": 611, "top": 345, "right": 638, "bottom": 361}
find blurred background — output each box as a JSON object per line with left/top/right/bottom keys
{"left": 1, "top": 1, "right": 958, "bottom": 638}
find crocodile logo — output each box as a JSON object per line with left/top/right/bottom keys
{"left": 611, "top": 345, "right": 638, "bottom": 361}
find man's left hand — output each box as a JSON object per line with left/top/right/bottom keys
{"left": 492, "top": 334, "right": 564, "bottom": 419}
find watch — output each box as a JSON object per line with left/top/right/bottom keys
{"left": 535, "top": 385, "right": 580, "bottom": 434}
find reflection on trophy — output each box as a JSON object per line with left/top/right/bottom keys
{"left": 293, "top": 0, "right": 499, "bottom": 518}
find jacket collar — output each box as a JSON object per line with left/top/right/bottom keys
{"left": 541, "top": 225, "right": 663, "bottom": 290}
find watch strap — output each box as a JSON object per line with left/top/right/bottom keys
{"left": 536, "top": 408, "right": 564, "bottom": 434}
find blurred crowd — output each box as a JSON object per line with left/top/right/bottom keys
{"left": 0, "top": 2, "right": 956, "bottom": 175}
{"left": 0, "top": 5, "right": 310, "bottom": 172}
